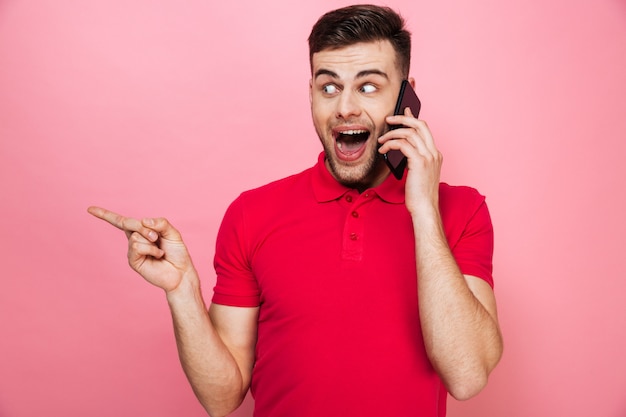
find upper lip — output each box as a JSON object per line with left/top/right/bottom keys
{"left": 332, "top": 125, "right": 370, "bottom": 138}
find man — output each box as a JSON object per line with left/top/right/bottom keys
{"left": 89, "top": 4, "right": 502, "bottom": 416}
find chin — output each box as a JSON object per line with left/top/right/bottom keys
{"left": 326, "top": 149, "right": 383, "bottom": 189}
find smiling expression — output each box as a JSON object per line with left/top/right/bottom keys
{"left": 309, "top": 40, "right": 404, "bottom": 191}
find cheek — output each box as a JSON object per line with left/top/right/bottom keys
{"left": 310, "top": 105, "right": 330, "bottom": 137}
{"left": 372, "top": 104, "right": 394, "bottom": 130}
{"left": 361, "top": 105, "right": 388, "bottom": 131}
{"left": 311, "top": 101, "right": 334, "bottom": 124}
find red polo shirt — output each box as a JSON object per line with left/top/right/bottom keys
{"left": 213, "top": 152, "right": 494, "bottom": 417}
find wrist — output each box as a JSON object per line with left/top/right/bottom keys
{"left": 410, "top": 202, "right": 446, "bottom": 240}
{"left": 409, "top": 199, "right": 440, "bottom": 224}
{"left": 165, "top": 269, "right": 202, "bottom": 306}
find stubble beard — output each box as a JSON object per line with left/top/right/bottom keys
{"left": 322, "top": 140, "right": 384, "bottom": 191}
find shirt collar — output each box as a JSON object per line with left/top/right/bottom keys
{"left": 311, "top": 152, "right": 406, "bottom": 204}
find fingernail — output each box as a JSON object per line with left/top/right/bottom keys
{"left": 144, "top": 218, "right": 154, "bottom": 226}
{"left": 148, "top": 231, "right": 158, "bottom": 241}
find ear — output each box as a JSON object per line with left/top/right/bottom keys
{"left": 408, "top": 77, "right": 416, "bottom": 89}
{"left": 309, "top": 79, "right": 313, "bottom": 104}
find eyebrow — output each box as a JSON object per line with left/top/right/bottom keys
{"left": 314, "top": 69, "right": 389, "bottom": 81}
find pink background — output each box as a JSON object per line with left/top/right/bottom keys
{"left": 1, "top": 1, "right": 625, "bottom": 416}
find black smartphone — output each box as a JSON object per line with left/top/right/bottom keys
{"left": 384, "top": 80, "right": 421, "bottom": 180}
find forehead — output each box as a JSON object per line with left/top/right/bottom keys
{"left": 311, "top": 40, "right": 401, "bottom": 80}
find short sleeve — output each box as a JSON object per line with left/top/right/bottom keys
{"left": 452, "top": 197, "right": 494, "bottom": 288}
{"left": 212, "top": 195, "right": 261, "bottom": 307}
{"left": 439, "top": 185, "right": 495, "bottom": 288}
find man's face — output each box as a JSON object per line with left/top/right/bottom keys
{"left": 309, "top": 40, "right": 404, "bottom": 190}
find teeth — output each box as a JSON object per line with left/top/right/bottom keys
{"left": 341, "top": 130, "right": 367, "bottom": 136}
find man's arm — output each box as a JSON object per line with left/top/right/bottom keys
{"left": 167, "top": 280, "right": 258, "bottom": 417}
{"left": 411, "top": 206, "right": 502, "bottom": 400}
{"left": 378, "top": 110, "right": 503, "bottom": 400}
{"left": 87, "top": 207, "right": 257, "bottom": 416}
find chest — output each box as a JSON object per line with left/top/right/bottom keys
{"left": 249, "top": 193, "right": 418, "bottom": 321}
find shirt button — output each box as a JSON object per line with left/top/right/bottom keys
{"left": 350, "top": 233, "right": 358, "bottom": 241}
{"left": 346, "top": 195, "right": 353, "bottom": 203}
{"left": 351, "top": 211, "right": 359, "bottom": 218}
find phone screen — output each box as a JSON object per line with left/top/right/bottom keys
{"left": 384, "top": 80, "right": 421, "bottom": 180}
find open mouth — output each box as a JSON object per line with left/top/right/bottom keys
{"left": 334, "top": 129, "right": 371, "bottom": 158}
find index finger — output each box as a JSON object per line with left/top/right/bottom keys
{"left": 386, "top": 107, "right": 418, "bottom": 128}
{"left": 87, "top": 206, "right": 146, "bottom": 238}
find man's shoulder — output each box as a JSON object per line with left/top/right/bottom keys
{"left": 238, "top": 165, "right": 315, "bottom": 202}
{"left": 439, "top": 182, "right": 488, "bottom": 216}
{"left": 439, "top": 182, "right": 484, "bottom": 200}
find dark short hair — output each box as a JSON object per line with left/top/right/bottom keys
{"left": 308, "top": 4, "right": 412, "bottom": 78}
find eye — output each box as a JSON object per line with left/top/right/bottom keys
{"left": 322, "top": 84, "right": 339, "bottom": 94}
{"left": 360, "top": 83, "right": 377, "bottom": 94}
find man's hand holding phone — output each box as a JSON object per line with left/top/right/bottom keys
{"left": 378, "top": 81, "right": 443, "bottom": 215}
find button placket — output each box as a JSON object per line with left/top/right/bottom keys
{"left": 341, "top": 192, "right": 373, "bottom": 261}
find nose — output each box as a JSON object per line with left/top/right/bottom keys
{"left": 336, "top": 90, "right": 361, "bottom": 120}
